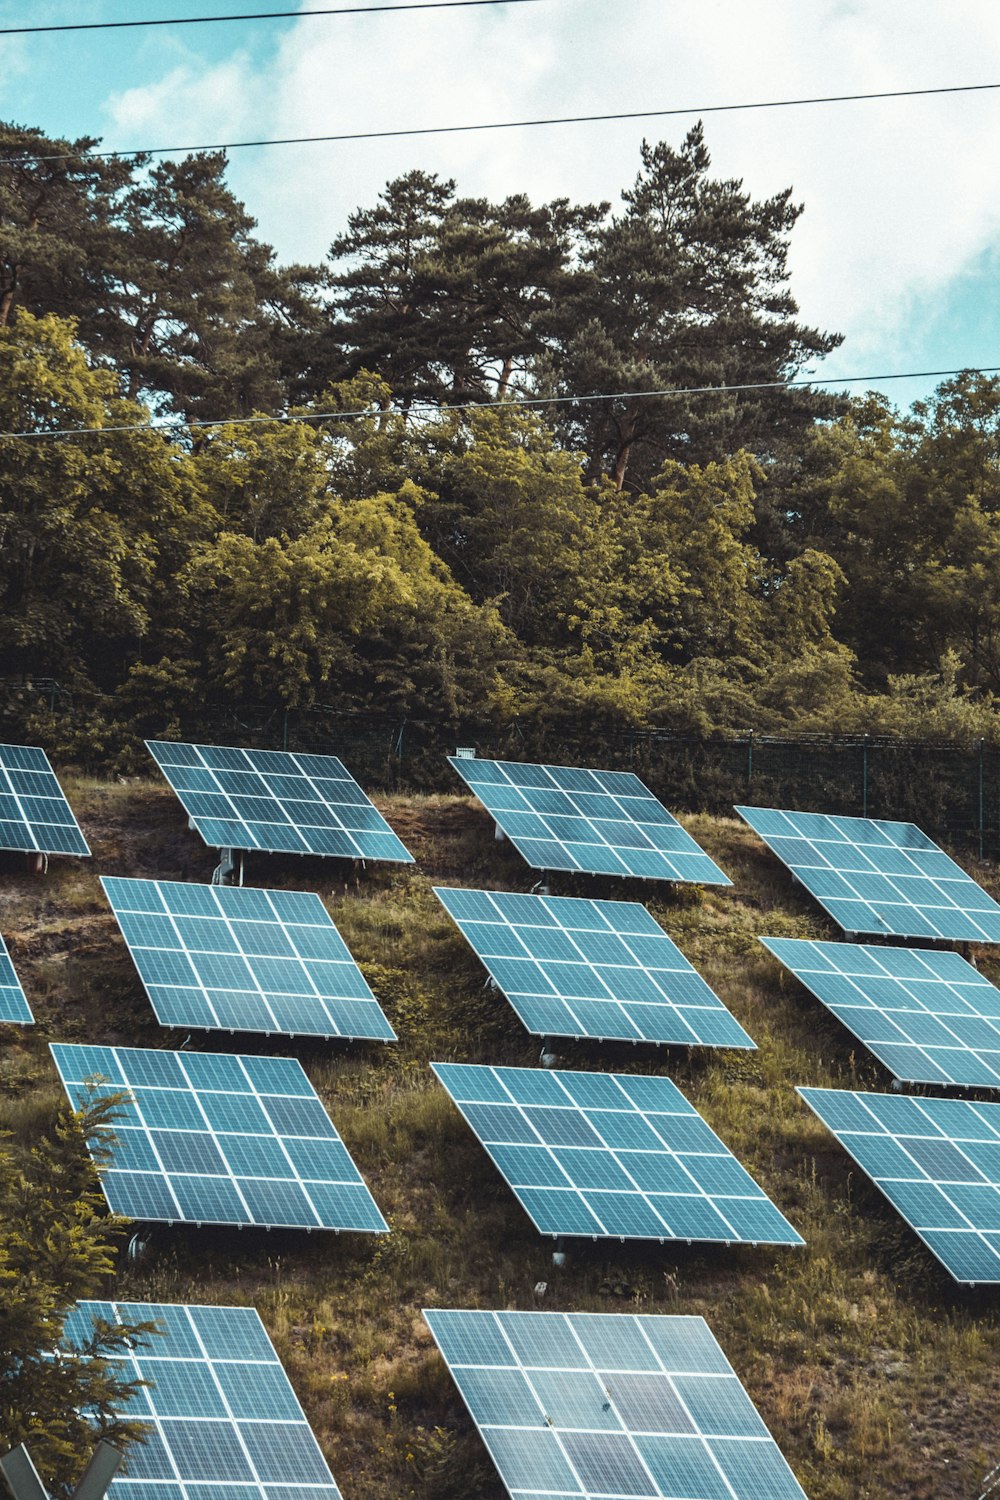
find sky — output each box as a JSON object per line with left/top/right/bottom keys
{"left": 2, "top": 0, "right": 1000, "bottom": 410}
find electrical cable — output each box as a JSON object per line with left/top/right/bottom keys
{"left": 0, "top": 0, "right": 541, "bottom": 38}
{"left": 2, "top": 365, "right": 997, "bottom": 442}
{"left": 3, "top": 81, "right": 999, "bottom": 166}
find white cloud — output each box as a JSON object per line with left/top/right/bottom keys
{"left": 97, "top": 0, "right": 1000, "bottom": 379}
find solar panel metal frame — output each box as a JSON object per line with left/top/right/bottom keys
{"left": 0, "top": 741, "right": 90, "bottom": 857}
{"left": 146, "top": 739, "right": 413, "bottom": 863}
{"left": 102, "top": 875, "right": 396, "bottom": 1042}
{"left": 424, "top": 1308, "right": 808, "bottom": 1500}
{"left": 762, "top": 935, "right": 1000, "bottom": 1089}
{"left": 799, "top": 1085, "right": 1000, "bottom": 1284}
{"left": 0, "top": 931, "right": 31, "bottom": 1024}
{"left": 736, "top": 804, "right": 1000, "bottom": 943}
{"left": 448, "top": 756, "right": 732, "bottom": 884}
{"left": 51, "top": 1043, "right": 388, "bottom": 1233}
{"left": 435, "top": 886, "right": 755, "bottom": 1049}
{"left": 66, "top": 1299, "right": 343, "bottom": 1498}
{"left": 432, "top": 1062, "right": 803, "bottom": 1245}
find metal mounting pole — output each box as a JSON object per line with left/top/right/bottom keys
{"left": 0, "top": 1441, "right": 122, "bottom": 1500}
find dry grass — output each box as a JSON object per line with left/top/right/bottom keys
{"left": 5, "top": 782, "right": 1000, "bottom": 1497}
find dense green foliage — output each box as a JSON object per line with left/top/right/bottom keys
{"left": 3, "top": 119, "right": 1000, "bottom": 758}
{"left": 0, "top": 1097, "right": 157, "bottom": 1495}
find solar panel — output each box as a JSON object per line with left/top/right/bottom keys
{"left": 65, "top": 1300, "right": 343, "bottom": 1498}
{"left": 432, "top": 1063, "right": 802, "bottom": 1245}
{"left": 102, "top": 876, "right": 395, "bottom": 1041}
{"left": 448, "top": 757, "right": 731, "bottom": 884}
{"left": 0, "top": 742, "right": 90, "bottom": 857}
{"left": 424, "top": 1309, "right": 807, "bottom": 1500}
{"left": 146, "top": 740, "right": 413, "bottom": 862}
{"left": 435, "top": 887, "right": 754, "bottom": 1049}
{"left": 763, "top": 936, "right": 1000, "bottom": 1089}
{"left": 799, "top": 1086, "right": 1000, "bottom": 1284}
{"left": 736, "top": 805, "right": 1000, "bottom": 943}
{"left": 0, "top": 932, "right": 31, "bottom": 1023}
{"left": 50, "top": 1043, "right": 387, "bottom": 1233}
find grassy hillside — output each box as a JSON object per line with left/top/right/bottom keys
{"left": 3, "top": 781, "right": 1000, "bottom": 1499}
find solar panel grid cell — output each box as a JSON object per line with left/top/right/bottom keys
{"left": 799, "top": 1086, "right": 1000, "bottom": 1283}
{"left": 102, "top": 876, "right": 395, "bottom": 1041}
{"left": 763, "top": 936, "right": 1000, "bottom": 1088}
{"left": 0, "top": 742, "right": 90, "bottom": 856}
{"left": 433, "top": 1063, "right": 802, "bottom": 1246}
{"left": 50, "top": 1043, "right": 387, "bottom": 1233}
{"left": 435, "top": 887, "right": 754, "bottom": 1049}
{"left": 146, "top": 740, "right": 413, "bottom": 862}
{"left": 449, "top": 757, "right": 731, "bottom": 884}
{"left": 424, "top": 1309, "right": 807, "bottom": 1500}
{"left": 0, "top": 932, "right": 31, "bottom": 1023}
{"left": 736, "top": 805, "right": 1000, "bottom": 942}
{"left": 66, "top": 1300, "right": 343, "bottom": 1498}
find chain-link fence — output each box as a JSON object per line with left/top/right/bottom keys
{"left": 3, "top": 681, "right": 998, "bottom": 860}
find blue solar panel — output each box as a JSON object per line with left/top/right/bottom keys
{"left": 0, "top": 932, "right": 31, "bottom": 1024}
{"left": 449, "top": 757, "right": 731, "bottom": 884}
{"left": 146, "top": 740, "right": 413, "bottom": 862}
{"left": 736, "top": 805, "right": 1000, "bottom": 942}
{"left": 435, "top": 887, "right": 754, "bottom": 1048}
{"left": 65, "top": 1300, "right": 343, "bottom": 1498}
{"left": 432, "top": 1063, "right": 802, "bottom": 1245}
{"left": 51, "top": 1043, "right": 387, "bottom": 1233}
{"left": 102, "top": 876, "right": 395, "bottom": 1041}
{"left": 0, "top": 742, "right": 90, "bottom": 857}
{"left": 425, "top": 1309, "right": 807, "bottom": 1500}
{"left": 763, "top": 936, "right": 1000, "bottom": 1088}
{"left": 799, "top": 1086, "right": 1000, "bottom": 1284}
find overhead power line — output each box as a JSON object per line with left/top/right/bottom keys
{"left": 4, "top": 79, "right": 998, "bottom": 167}
{"left": 2, "top": 365, "right": 997, "bottom": 443}
{"left": 0, "top": 0, "right": 541, "bottom": 37}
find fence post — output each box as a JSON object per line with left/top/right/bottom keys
{"left": 979, "top": 737, "right": 986, "bottom": 860}
{"left": 862, "top": 733, "right": 869, "bottom": 817}
{"left": 746, "top": 731, "right": 754, "bottom": 794}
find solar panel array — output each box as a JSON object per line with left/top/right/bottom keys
{"left": 449, "top": 757, "right": 731, "bottom": 884}
{"left": 436, "top": 887, "right": 754, "bottom": 1048}
{"left": 103, "top": 876, "right": 395, "bottom": 1041}
{"left": 65, "top": 1300, "right": 343, "bottom": 1499}
{"left": 799, "top": 1087, "right": 1000, "bottom": 1284}
{"left": 736, "top": 805, "right": 1000, "bottom": 942}
{"left": 0, "top": 741, "right": 90, "bottom": 857}
{"left": 51, "top": 1043, "right": 387, "bottom": 1232}
{"left": 433, "top": 1063, "right": 802, "bottom": 1245}
{"left": 763, "top": 936, "right": 1000, "bottom": 1089}
{"left": 425, "top": 1309, "right": 807, "bottom": 1500}
{"left": 146, "top": 740, "right": 413, "bottom": 862}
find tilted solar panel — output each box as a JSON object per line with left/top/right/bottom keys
{"left": 146, "top": 740, "right": 413, "bottom": 862}
{"left": 51, "top": 1043, "right": 387, "bottom": 1232}
{"left": 0, "top": 742, "right": 90, "bottom": 857}
{"left": 424, "top": 1309, "right": 807, "bottom": 1500}
{"left": 432, "top": 1063, "right": 802, "bottom": 1245}
{"left": 0, "top": 932, "right": 31, "bottom": 1024}
{"left": 799, "top": 1086, "right": 1000, "bottom": 1284}
{"left": 736, "top": 805, "right": 1000, "bottom": 942}
{"left": 449, "top": 757, "right": 731, "bottom": 884}
{"left": 763, "top": 936, "right": 1000, "bottom": 1089}
{"left": 435, "top": 886, "right": 754, "bottom": 1048}
{"left": 65, "top": 1300, "right": 343, "bottom": 1498}
{"left": 102, "top": 875, "right": 395, "bottom": 1041}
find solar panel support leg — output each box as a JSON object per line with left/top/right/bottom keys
{"left": 539, "top": 1041, "right": 560, "bottom": 1069}
{"left": 493, "top": 821, "right": 507, "bottom": 843}
{"left": 24, "top": 852, "right": 46, "bottom": 876}
{"left": 212, "top": 849, "right": 244, "bottom": 887}
{"left": 552, "top": 1237, "right": 569, "bottom": 1269}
